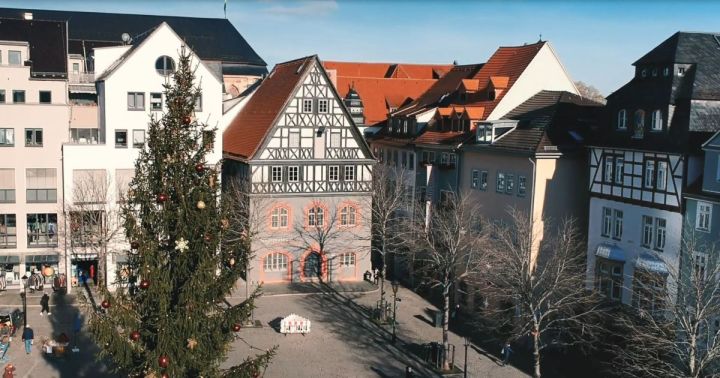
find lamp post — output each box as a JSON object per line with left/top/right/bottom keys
{"left": 391, "top": 281, "right": 400, "bottom": 344}
{"left": 463, "top": 337, "right": 470, "bottom": 378}
{"left": 20, "top": 274, "right": 28, "bottom": 328}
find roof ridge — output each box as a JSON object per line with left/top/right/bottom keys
{"left": 274, "top": 55, "right": 316, "bottom": 67}
{"left": 0, "top": 6, "right": 231, "bottom": 22}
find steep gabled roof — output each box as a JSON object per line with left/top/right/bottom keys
{"left": 0, "top": 7, "right": 266, "bottom": 69}
{"left": 324, "top": 61, "right": 452, "bottom": 80}
{"left": 0, "top": 18, "right": 67, "bottom": 77}
{"left": 223, "top": 56, "right": 313, "bottom": 159}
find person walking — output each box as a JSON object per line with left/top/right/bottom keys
{"left": 40, "top": 292, "right": 50, "bottom": 316}
{"left": 3, "top": 363, "right": 15, "bottom": 378}
{"left": 501, "top": 340, "right": 513, "bottom": 366}
{"left": 21, "top": 326, "right": 33, "bottom": 355}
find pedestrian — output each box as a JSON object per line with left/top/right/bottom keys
{"left": 73, "top": 313, "right": 82, "bottom": 344}
{"left": 40, "top": 292, "right": 50, "bottom": 316}
{"left": 21, "top": 326, "right": 33, "bottom": 355}
{"left": 501, "top": 340, "right": 513, "bottom": 366}
{"left": 3, "top": 363, "right": 15, "bottom": 378}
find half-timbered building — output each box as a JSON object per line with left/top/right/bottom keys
{"left": 223, "top": 56, "right": 374, "bottom": 285}
{"left": 586, "top": 32, "right": 720, "bottom": 306}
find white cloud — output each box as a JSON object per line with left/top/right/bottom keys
{"left": 260, "top": 0, "right": 338, "bottom": 17}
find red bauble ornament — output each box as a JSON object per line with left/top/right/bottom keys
{"left": 130, "top": 330, "right": 140, "bottom": 342}
{"left": 232, "top": 323, "right": 242, "bottom": 332}
{"left": 161, "top": 373, "right": 169, "bottom": 378}
{"left": 195, "top": 163, "right": 205, "bottom": 173}
{"left": 158, "top": 354, "right": 170, "bottom": 368}
{"left": 157, "top": 193, "right": 168, "bottom": 203}
{"left": 183, "top": 115, "right": 192, "bottom": 125}
{"left": 204, "top": 233, "right": 212, "bottom": 242}
{"left": 130, "top": 241, "right": 140, "bottom": 250}
{"left": 139, "top": 279, "right": 150, "bottom": 290}
{"left": 101, "top": 300, "right": 111, "bottom": 309}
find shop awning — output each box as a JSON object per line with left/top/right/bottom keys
{"left": 0, "top": 255, "right": 20, "bottom": 264}
{"left": 635, "top": 252, "right": 669, "bottom": 275}
{"left": 595, "top": 244, "right": 626, "bottom": 262}
{"left": 25, "top": 255, "right": 59, "bottom": 264}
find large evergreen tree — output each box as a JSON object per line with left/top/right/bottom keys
{"left": 88, "top": 49, "right": 273, "bottom": 377}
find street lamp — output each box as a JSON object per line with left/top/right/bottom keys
{"left": 20, "top": 273, "right": 28, "bottom": 328}
{"left": 463, "top": 337, "right": 470, "bottom": 378}
{"left": 391, "top": 281, "right": 400, "bottom": 344}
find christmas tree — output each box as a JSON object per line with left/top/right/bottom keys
{"left": 88, "top": 49, "right": 273, "bottom": 377}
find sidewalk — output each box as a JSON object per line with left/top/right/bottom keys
{"left": 230, "top": 280, "right": 378, "bottom": 297}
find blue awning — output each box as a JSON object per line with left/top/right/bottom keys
{"left": 635, "top": 252, "right": 669, "bottom": 274}
{"left": 595, "top": 244, "right": 626, "bottom": 262}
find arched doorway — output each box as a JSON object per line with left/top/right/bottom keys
{"left": 303, "top": 252, "right": 321, "bottom": 279}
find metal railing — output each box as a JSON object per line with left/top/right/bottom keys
{"left": 68, "top": 72, "right": 95, "bottom": 84}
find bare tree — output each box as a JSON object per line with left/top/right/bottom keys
{"left": 65, "top": 170, "right": 125, "bottom": 289}
{"left": 610, "top": 227, "right": 720, "bottom": 378}
{"left": 366, "top": 164, "right": 411, "bottom": 321}
{"left": 482, "top": 210, "right": 603, "bottom": 378}
{"left": 405, "top": 193, "right": 485, "bottom": 371}
{"left": 292, "top": 198, "right": 365, "bottom": 283}
{"left": 574, "top": 81, "right": 606, "bottom": 104}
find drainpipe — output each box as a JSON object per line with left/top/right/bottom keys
{"left": 528, "top": 156, "right": 536, "bottom": 273}
{"left": 61, "top": 144, "right": 70, "bottom": 295}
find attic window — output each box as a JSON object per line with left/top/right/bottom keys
{"left": 488, "top": 91, "right": 496, "bottom": 101}
{"left": 641, "top": 69, "right": 647, "bottom": 78}
{"left": 678, "top": 67, "right": 686, "bottom": 77}
{"left": 155, "top": 56, "right": 175, "bottom": 76}
{"left": 663, "top": 67, "right": 670, "bottom": 77}
{"left": 652, "top": 68, "right": 658, "bottom": 77}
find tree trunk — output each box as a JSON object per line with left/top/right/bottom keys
{"left": 533, "top": 328, "right": 541, "bottom": 378}
{"left": 379, "top": 276, "right": 386, "bottom": 321}
{"left": 689, "top": 335, "right": 697, "bottom": 378}
{"left": 442, "top": 286, "right": 451, "bottom": 371}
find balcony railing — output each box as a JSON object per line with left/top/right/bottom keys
{"left": 69, "top": 72, "right": 95, "bottom": 84}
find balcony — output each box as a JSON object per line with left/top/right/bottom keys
{"left": 69, "top": 105, "right": 100, "bottom": 144}
{"left": 68, "top": 72, "right": 96, "bottom": 93}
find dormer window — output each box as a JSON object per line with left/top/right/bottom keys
{"left": 488, "top": 90, "right": 496, "bottom": 101}
{"left": 663, "top": 67, "right": 670, "bottom": 77}
{"left": 477, "top": 124, "right": 491, "bottom": 143}
{"left": 617, "top": 109, "right": 627, "bottom": 130}
{"left": 652, "top": 68, "right": 658, "bottom": 77}
{"left": 651, "top": 110, "right": 662, "bottom": 131}
{"left": 641, "top": 68, "right": 647, "bottom": 78}
{"left": 678, "top": 67, "right": 686, "bottom": 76}
{"left": 633, "top": 110, "right": 645, "bottom": 139}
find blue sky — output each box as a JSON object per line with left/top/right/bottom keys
{"left": 6, "top": 0, "right": 720, "bottom": 95}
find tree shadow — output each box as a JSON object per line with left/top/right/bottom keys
{"left": 298, "top": 284, "right": 438, "bottom": 377}
{"left": 42, "top": 289, "right": 119, "bottom": 377}
{"left": 413, "top": 314, "right": 433, "bottom": 326}
{"left": 268, "top": 317, "right": 282, "bottom": 333}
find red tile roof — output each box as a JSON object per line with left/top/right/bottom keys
{"left": 378, "top": 42, "right": 546, "bottom": 146}
{"left": 324, "top": 61, "right": 453, "bottom": 80}
{"left": 223, "top": 56, "right": 314, "bottom": 159}
{"left": 334, "top": 77, "right": 436, "bottom": 126}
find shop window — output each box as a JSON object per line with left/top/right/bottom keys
{"left": 27, "top": 213, "right": 58, "bottom": 247}
{"left": 0, "top": 214, "right": 17, "bottom": 248}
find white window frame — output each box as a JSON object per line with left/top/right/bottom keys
{"left": 127, "top": 92, "right": 145, "bottom": 111}
{"left": 263, "top": 252, "right": 288, "bottom": 272}
{"left": 651, "top": 110, "right": 663, "bottom": 131}
{"left": 496, "top": 172, "right": 505, "bottom": 193}
{"left": 8, "top": 50, "right": 21, "bottom": 66}
{"left": 150, "top": 93, "right": 162, "bottom": 111}
{"left": 132, "top": 130, "right": 145, "bottom": 148}
{"left": 506, "top": 174, "right": 515, "bottom": 194}
{"left": 657, "top": 161, "right": 668, "bottom": 190}
{"left": 115, "top": 130, "right": 128, "bottom": 148}
{"left": 288, "top": 166, "right": 299, "bottom": 182}
{"left": 654, "top": 218, "right": 666, "bottom": 251}
{"left": 308, "top": 207, "right": 324, "bottom": 227}
{"left": 615, "top": 157, "right": 624, "bottom": 184}
{"left": 617, "top": 109, "right": 627, "bottom": 129}
{"left": 471, "top": 170, "right": 479, "bottom": 189}
{"left": 642, "top": 215, "right": 654, "bottom": 248}
{"left": 302, "top": 99, "right": 313, "bottom": 113}
{"left": 318, "top": 99, "right": 329, "bottom": 114}
{"left": 328, "top": 166, "right": 339, "bottom": 182}
{"left": 271, "top": 166, "right": 283, "bottom": 183}
{"left": 693, "top": 251, "right": 708, "bottom": 282}
{"left": 605, "top": 156, "right": 614, "bottom": 183}
{"left": 344, "top": 166, "right": 355, "bottom": 181}
{"left": 340, "top": 206, "right": 356, "bottom": 226}
{"left": 270, "top": 207, "right": 288, "bottom": 229}
{"left": 339, "top": 252, "right": 356, "bottom": 267}
{"left": 518, "top": 175, "right": 527, "bottom": 197}
{"left": 613, "top": 209, "right": 623, "bottom": 240}
{"left": 0, "top": 128, "right": 14, "bottom": 146}
{"left": 645, "top": 160, "right": 655, "bottom": 188}
{"left": 696, "top": 201, "right": 712, "bottom": 232}
{"left": 602, "top": 207, "right": 612, "bottom": 237}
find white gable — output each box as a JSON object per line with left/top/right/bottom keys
{"left": 488, "top": 43, "right": 578, "bottom": 120}
{"left": 256, "top": 59, "right": 371, "bottom": 161}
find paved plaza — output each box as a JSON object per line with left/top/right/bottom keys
{"left": 0, "top": 283, "right": 528, "bottom": 377}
